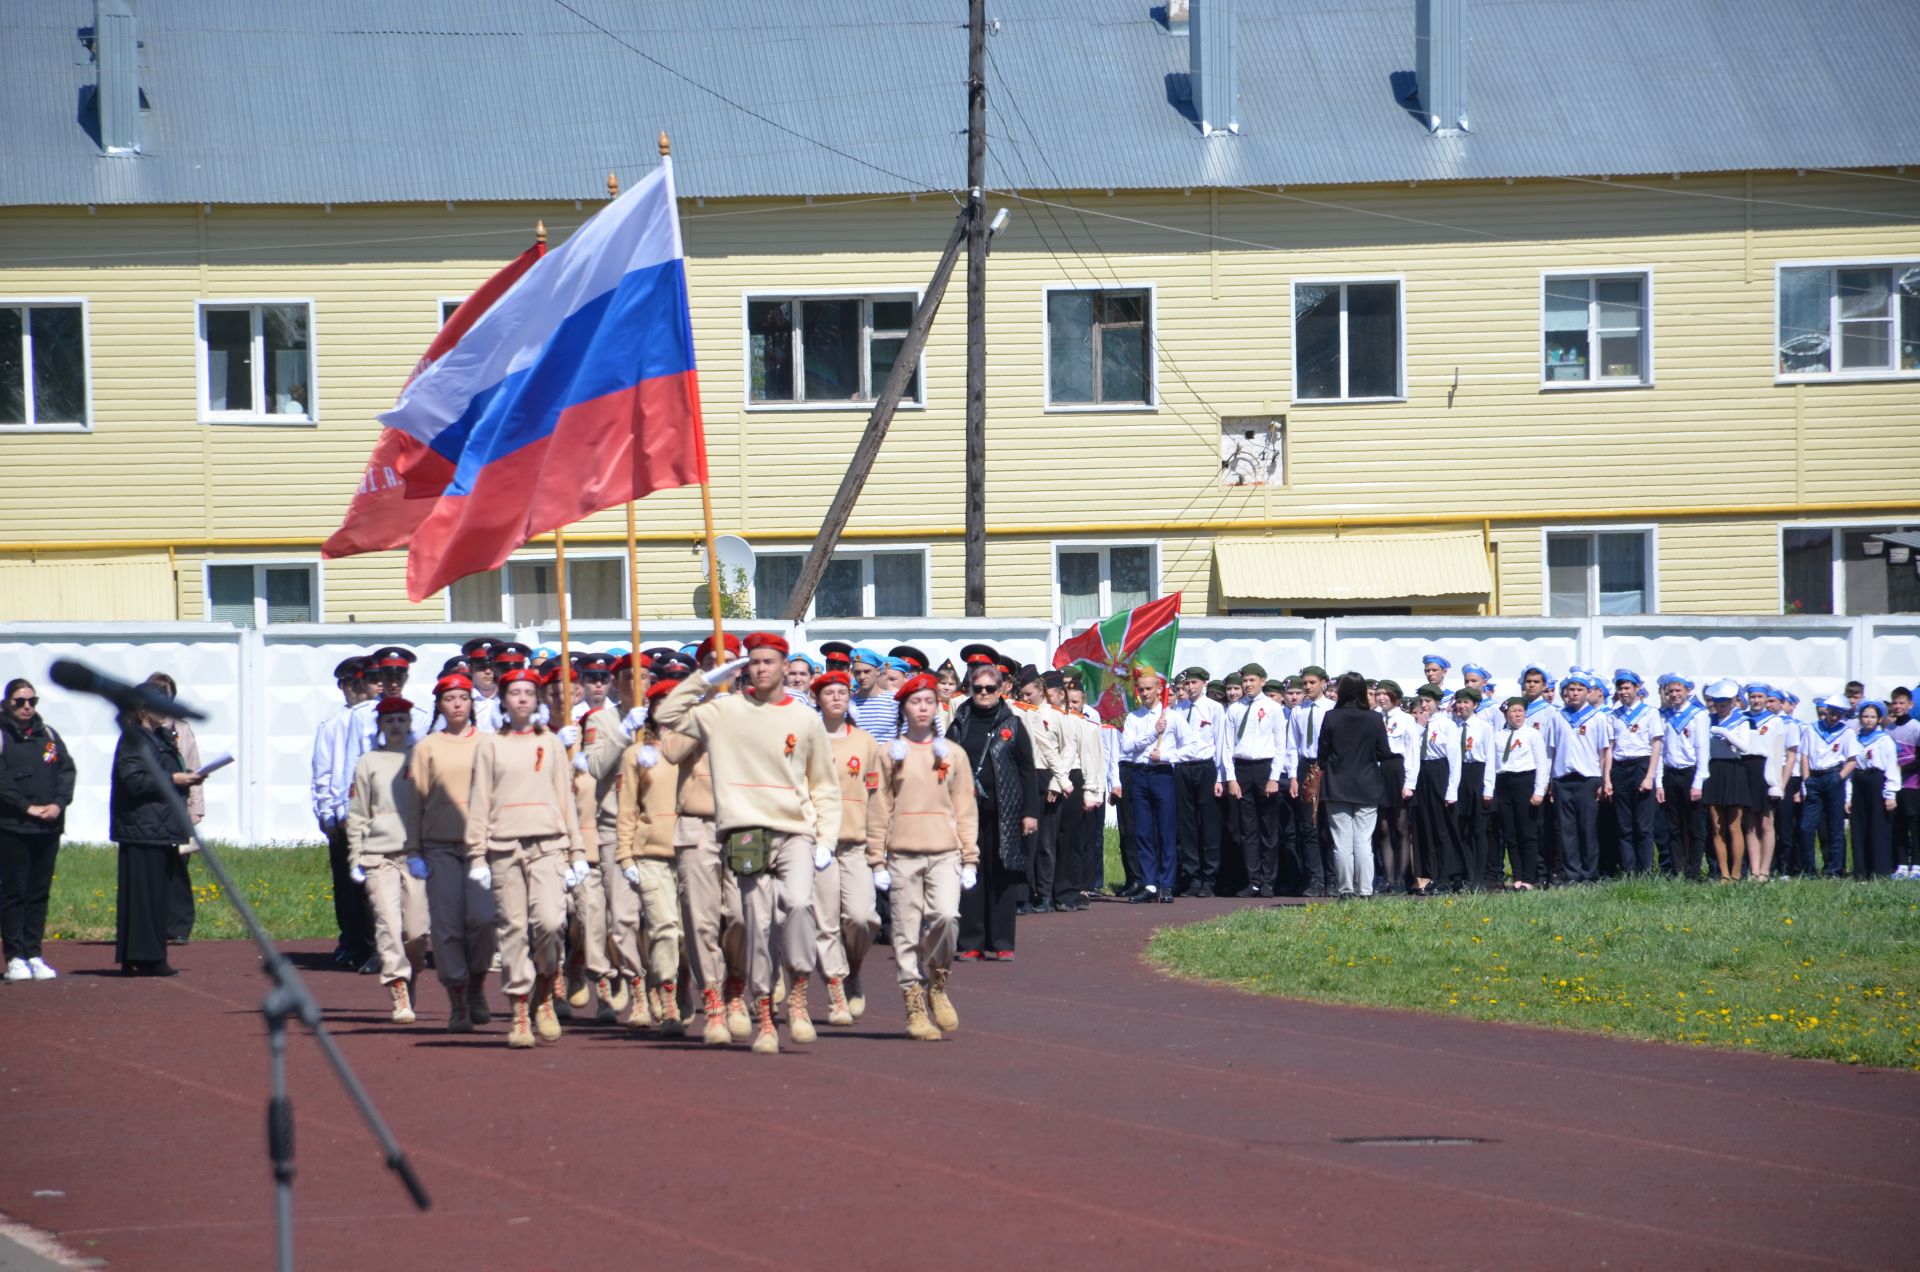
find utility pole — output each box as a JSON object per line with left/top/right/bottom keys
{"left": 964, "top": 0, "right": 988, "bottom": 616}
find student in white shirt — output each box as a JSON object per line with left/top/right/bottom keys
{"left": 1172, "top": 667, "right": 1230, "bottom": 898}
{"left": 1227, "top": 664, "right": 1291, "bottom": 898}
{"left": 1655, "top": 674, "right": 1712, "bottom": 880}
{"left": 1800, "top": 696, "right": 1858, "bottom": 878}
{"left": 1450, "top": 688, "right": 1497, "bottom": 890}
{"left": 1740, "top": 682, "right": 1792, "bottom": 882}
{"left": 1847, "top": 701, "right": 1900, "bottom": 879}
{"left": 1608, "top": 670, "right": 1663, "bottom": 875}
{"left": 1288, "top": 666, "right": 1335, "bottom": 896}
{"left": 1408, "top": 685, "right": 1462, "bottom": 894}
{"left": 1373, "top": 681, "right": 1419, "bottom": 894}
{"left": 1492, "top": 697, "right": 1550, "bottom": 890}
{"left": 1551, "top": 674, "right": 1614, "bottom": 884}
{"left": 1701, "top": 680, "right": 1761, "bottom": 882}
{"left": 1120, "top": 668, "right": 1195, "bottom": 904}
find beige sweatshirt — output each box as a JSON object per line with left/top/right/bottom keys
{"left": 614, "top": 738, "right": 680, "bottom": 864}
{"left": 464, "top": 728, "right": 589, "bottom": 862}
{"left": 867, "top": 738, "right": 979, "bottom": 867}
{"left": 827, "top": 723, "right": 880, "bottom": 847}
{"left": 655, "top": 730, "right": 714, "bottom": 819}
{"left": 582, "top": 702, "right": 628, "bottom": 829}
{"left": 408, "top": 727, "right": 481, "bottom": 845}
{"left": 347, "top": 747, "right": 417, "bottom": 859}
{"left": 655, "top": 678, "right": 840, "bottom": 845}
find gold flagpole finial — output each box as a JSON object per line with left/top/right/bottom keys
{"left": 607, "top": 170, "right": 620, "bottom": 199}
{"left": 535, "top": 219, "right": 547, "bottom": 246}
{"left": 658, "top": 132, "right": 671, "bottom": 157}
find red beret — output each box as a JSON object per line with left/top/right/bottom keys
{"left": 696, "top": 632, "right": 745, "bottom": 660}
{"left": 811, "top": 670, "right": 851, "bottom": 696}
{"left": 743, "top": 632, "right": 790, "bottom": 655}
{"left": 433, "top": 674, "right": 473, "bottom": 697}
{"left": 893, "top": 672, "right": 939, "bottom": 703}
{"left": 497, "top": 668, "right": 541, "bottom": 687}
{"left": 374, "top": 696, "right": 414, "bottom": 716}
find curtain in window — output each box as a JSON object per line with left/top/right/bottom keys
{"left": 1543, "top": 278, "right": 1590, "bottom": 379}
{"left": 1057, "top": 550, "right": 1100, "bottom": 625}
{"left": 569, "top": 560, "right": 623, "bottom": 621}
{"left": 205, "top": 310, "right": 253, "bottom": 412}
{"left": 263, "top": 568, "right": 314, "bottom": 624}
{"left": 1595, "top": 533, "right": 1647, "bottom": 614}
{"left": 871, "top": 553, "right": 925, "bottom": 618}
{"left": 449, "top": 570, "right": 503, "bottom": 624}
{"left": 507, "top": 561, "right": 560, "bottom": 626}
{"left": 1546, "top": 535, "right": 1591, "bottom": 617}
{"left": 1109, "top": 545, "right": 1152, "bottom": 612}
{"left": 206, "top": 565, "right": 256, "bottom": 627}
{"left": 263, "top": 304, "right": 310, "bottom": 415}
{"left": 1594, "top": 277, "right": 1643, "bottom": 380}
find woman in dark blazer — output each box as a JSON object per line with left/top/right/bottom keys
{"left": 110, "top": 708, "right": 202, "bottom": 976}
{"left": 1317, "top": 672, "right": 1393, "bottom": 899}
{"left": 0, "top": 678, "right": 78, "bottom": 981}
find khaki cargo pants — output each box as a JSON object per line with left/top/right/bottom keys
{"left": 674, "top": 815, "right": 744, "bottom": 995}
{"left": 489, "top": 836, "right": 569, "bottom": 997}
{"left": 812, "top": 840, "right": 879, "bottom": 982}
{"left": 358, "top": 853, "right": 429, "bottom": 985}
{"left": 738, "top": 830, "right": 820, "bottom": 1000}
{"left": 888, "top": 850, "right": 961, "bottom": 987}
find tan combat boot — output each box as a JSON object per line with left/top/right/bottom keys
{"left": 466, "top": 974, "right": 493, "bottom": 1025}
{"left": 824, "top": 976, "right": 854, "bottom": 1027}
{"left": 656, "top": 979, "right": 685, "bottom": 1037}
{"left": 553, "top": 969, "right": 575, "bottom": 1019}
{"left": 846, "top": 972, "right": 866, "bottom": 1021}
{"left": 723, "top": 975, "right": 751, "bottom": 1042}
{"left": 595, "top": 976, "right": 618, "bottom": 1024}
{"left": 446, "top": 981, "right": 473, "bottom": 1034}
{"left": 787, "top": 973, "right": 817, "bottom": 1044}
{"left": 701, "top": 987, "right": 730, "bottom": 1046}
{"left": 927, "top": 967, "right": 959, "bottom": 1033}
{"left": 388, "top": 979, "right": 416, "bottom": 1025}
{"left": 627, "top": 976, "right": 654, "bottom": 1029}
{"left": 750, "top": 995, "right": 779, "bottom": 1055}
{"left": 533, "top": 976, "right": 563, "bottom": 1043}
{"left": 506, "top": 994, "right": 535, "bottom": 1049}
{"left": 606, "top": 972, "right": 631, "bottom": 1016}
{"left": 902, "top": 984, "right": 942, "bottom": 1041}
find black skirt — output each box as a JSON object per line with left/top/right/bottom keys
{"left": 1379, "top": 757, "right": 1406, "bottom": 810}
{"left": 115, "top": 841, "right": 175, "bottom": 968}
{"left": 1702, "top": 758, "right": 1749, "bottom": 809}
{"left": 1742, "top": 755, "right": 1775, "bottom": 812}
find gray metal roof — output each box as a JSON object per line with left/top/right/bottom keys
{"left": 4, "top": 0, "right": 1918, "bottom": 206}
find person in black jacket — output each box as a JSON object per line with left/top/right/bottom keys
{"left": 1317, "top": 672, "right": 1393, "bottom": 899}
{"left": 0, "top": 679, "right": 79, "bottom": 981}
{"left": 110, "top": 707, "right": 203, "bottom": 976}
{"left": 949, "top": 658, "right": 1040, "bottom": 961}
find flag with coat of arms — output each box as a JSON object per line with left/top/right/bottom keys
{"left": 1051, "top": 593, "right": 1182, "bottom": 723}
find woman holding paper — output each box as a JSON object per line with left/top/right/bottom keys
{"left": 145, "top": 673, "right": 204, "bottom": 945}
{"left": 109, "top": 704, "right": 202, "bottom": 976}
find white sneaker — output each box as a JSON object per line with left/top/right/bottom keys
{"left": 27, "top": 957, "right": 57, "bottom": 980}
{"left": 1898, "top": 865, "right": 1915, "bottom": 880}
{"left": 4, "top": 958, "right": 30, "bottom": 982}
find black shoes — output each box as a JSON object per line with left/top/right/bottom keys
{"left": 1158, "top": 891, "right": 1175, "bottom": 904}
{"left": 1016, "top": 902, "right": 1033, "bottom": 915}
{"left": 1127, "top": 887, "right": 1160, "bottom": 904}
{"left": 1235, "top": 886, "right": 1261, "bottom": 898}
{"left": 1031, "top": 899, "right": 1053, "bottom": 914}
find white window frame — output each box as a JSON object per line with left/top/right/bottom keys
{"left": 1041, "top": 282, "right": 1160, "bottom": 413}
{"left": 201, "top": 559, "right": 324, "bottom": 627}
{"left": 1538, "top": 525, "right": 1659, "bottom": 617}
{"left": 0, "top": 296, "right": 92, "bottom": 433}
{"left": 195, "top": 298, "right": 318, "bottom": 425}
{"left": 750, "top": 545, "right": 933, "bottom": 621}
{"left": 1051, "top": 539, "right": 1163, "bottom": 627}
{"left": 1289, "top": 275, "right": 1406, "bottom": 404}
{"left": 437, "top": 297, "right": 466, "bottom": 327}
{"left": 1539, "top": 268, "right": 1655, "bottom": 390}
{"left": 441, "top": 550, "right": 630, "bottom": 627}
{"left": 740, "top": 288, "right": 927, "bottom": 411}
{"left": 1774, "top": 256, "right": 1920, "bottom": 384}
{"left": 1776, "top": 520, "right": 1920, "bottom": 616}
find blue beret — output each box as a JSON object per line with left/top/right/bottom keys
{"left": 1461, "top": 663, "right": 1490, "bottom": 680}
{"left": 1613, "top": 668, "right": 1643, "bottom": 686}
{"left": 1422, "top": 652, "right": 1450, "bottom": 669}
{"left": 849, "top": 646, "right": 883, "bottom": 667}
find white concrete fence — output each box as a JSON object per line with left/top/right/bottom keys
{"left": 3, "top": 614, "right": 1915, "bottom": 847}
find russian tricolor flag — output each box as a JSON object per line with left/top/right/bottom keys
{"left": 380, "top": 158, "right": 705, "bottom": 602}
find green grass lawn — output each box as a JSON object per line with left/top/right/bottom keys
{"left": 1148, "top": 877, "right": 1920, "bottom": 1071}
{"left": 45, "top": 842, "right": 338, "bottom": 943}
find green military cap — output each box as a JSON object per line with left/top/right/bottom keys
{"left": 1415, "top": 683, "right": 1445, "bottom": 701}
{"left": 1503, "top": 696, "right": 1527, "bottom": 710}
{"left": 1300, "top": 664, "right": 1328, "bottom": 679}
{"left": 1377, "top": 679, "right": 1403, "bottom": 700}
{"left": 1283, "top": 675, "right": 1304, "bottom": 690}
{"left": 1179, "top": 666, "right": 1211, "bottom": 683}
{"left": 1263, "top": 682, "right": 1285, "bottom": 698}
{"left": 1454, "top": 686, "right": 1482, "bottom": 703}
{"left": 1239, "top": 662, "right": 1268, "bottom": 679}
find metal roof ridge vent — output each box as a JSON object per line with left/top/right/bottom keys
{"left": 92, "top": 0, "right": 141, "bottom": 156}
{"left": 1190, "top": 0, "right": 1240, "bottom": 137}
{"left": 1415, "top": 0, "right": 1470, "bottom": 136}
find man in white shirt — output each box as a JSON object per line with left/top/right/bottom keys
{"left": 1551, "top": 673, "right": 1614, "bottom": 883}
{"left": 1800, "top": 696, "right": 1859, "bottom": 878}
{"left": 1450, "top": 688, "right": 1497, "bottom": 890}
{"left": 1120, "top": 668, "right": 1195, "bottom": 904}
{"left": 1407, "top": 686, "right": 1461, "bottom": 893}
{"left": 1608, "top": 670, "right": 1663, "bottom": 875}
{"left": 1014, "top": 669, "right": 1074, "bottom": 912}
{"left": 1172, "top": 667, "right": 1230, "bottom": 897}
{"left": 1227, "top": 663, "right": 1291, "bottom": 898}
{"left": 1492, "top": 696, "right": 1551, "bottom": 889}
{"left": 1655, "top": 673, "right": 1711, "bottom": 880}
{"left": 311, "top": 655, "right": 377, "bottom": 970}
{"left": 1288, "top": 666, "right": 1335, "bottom": 896}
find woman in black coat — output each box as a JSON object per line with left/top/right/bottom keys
{"left": 109, "top": 708, "right": 203, "bottom": 976}
{"left": 0, "top": 678, "right": 78, "bottom": 981}
{"left": 949, "top": 663, "right": 1040, "bottom": 960}
{"left": 1317, "top": 672, "right": 1393, "bottom": 899}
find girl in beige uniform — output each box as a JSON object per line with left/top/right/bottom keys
{"left": 613, "top": 678, "right": 687, "bottom": 1036}
{"left": 811, "top": 670, "right": 881, "bottom": 1027}
{"left": 868, "top": 673, "right": 980, "bottom": 1041}
{"left": 408, "top": 673, "right": 496, "bottom": 1031}
{"left": 465, "top": 668, "right": 591, "bottom": 1049}
{"left": 346, "top": 697, "right": 430, "bottom": 1024}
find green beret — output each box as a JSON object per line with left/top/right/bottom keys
{"left": 1415, "top": 683, "right": 1444, "bottom": 701}
{"left": 1300, "top": 665, "right": 1328, "bottom": 680}
{"left": 1454, "top": 686, "right": 1482, "bottom": 703}
{"left": 1503, "top": 696, "right": 1527, "bottom": 710}
{"left": 1179, "top": 666, "right": 1211, "bottom": 683}
{"left": 1283, "top": 675, "right": 1304, "bottom": 690}
{"left": 1239, "top": 662, "right": 1267, "bottom": 680}
{"left": 1376, "top": 679, "right": 1403, "bottom": 700}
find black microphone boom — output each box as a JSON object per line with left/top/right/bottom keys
{"left": 48, "top": 658, "right": 208, "bottom": 722}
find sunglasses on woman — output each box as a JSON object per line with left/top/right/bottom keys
{"left": 8, "top": 697, "right": 36, "bottom": 708}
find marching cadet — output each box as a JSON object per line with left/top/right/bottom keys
{"left": 1608, "top": 670, "right": 1663, "bottom": 875}
{"left": 1492, "top": 696, "right": 1550, "bottom": 890}
{"left": 1701, "top": 679, "right": 1760, "bottom": 882}
{"left": 1120, "top": 667, "right": 1195, "bottom": 904}
{"left": 1449, "top": 688, "right": 1497, "bottom": 890}
{"left": 1656, "top": 674, "right": 1711, "bottom": 880}
{"left": 409, "top": 673, "right": 496, "bottom": 1031}
{"left": 575, "top": 651, "right": 644, "bottom": 1024}
{"left": 346, "top": 696, "right": 430, "bottom": 1024}
{"left": 1227, "top": 664, "right": 1291, "bottom": 897}
{"left": 312, "top": 655, "right": 377, "bottom": 971}
{"left": 1170, "top": 667, "right": 1229, "bottom": 898}
{"left": 1551, "top": 673, "right": 1614, "bottom": 884}
{"left": 611, "top": 679, "right": 687, "bottom": 1037}
{"left": 784, "top": 652, "right": 819, "bottom": 702}
{"left": 1376, "top": 682, "right": 1420, "bottom": 893}
{"left": 1407, "top": 684, "right": 1460, "bottom": 894}
{"left": 461, "top": 637, "right": 505, "bottom": 732}
{"left": 1800, "top": 696, "right": 1858, "bottom": 878}
{"left": 465, "top": 667, "right": 591, "bottom": 1049}
{"left": 655, "top": 632, "right": 840, "bottom": 1057}
{"left": 1847, "top": 700, "right": 1899, "bottom": 878}
{"left": 345, "top": 648, "right": 434, "bottom": 773}
{"left": 811, "top": 669, "right": 882, "bottom": 1025}
{"left": 1013, "top": 668, "right": 1074, "bottom": 913}
{"left": 847, "top": 646, "right": 898, "bottom": 742}
{"left": 542, "top": 666, "right": 616, "bottom": 1023}
{"left": 935, "top": 660, "right": 963, "bottom": 731}
{"left": 1288, "top": 666, "right": 1335, "bottom": 896}
{"left": 868, "top": 672, "right": 980, "bottom": 1040}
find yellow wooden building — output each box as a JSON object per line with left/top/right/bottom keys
{"left": 3, "top": 0, "right": 1917, "bottom": 629}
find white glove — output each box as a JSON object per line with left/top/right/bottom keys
{"left": 405, "top": 855, "right": 429, "bottom": 881}
{"left": 702, "top": 655, "right": 751, "bottom": 687}
{"left": 557, "top": 724, "right": 581, "bottom": 749}
{"left": 622, "top": 863, "right": 641, "bottom": 888}
{"left": 467, "top": 862, "right": 493, "bottom": 890}
{"left": 348, "top": 863, "right": 367, "bottom": 884}
{"left": 623, "top": 706, "right": 647, "bottom": 735}
{"left": 814, "top": 843, "right": 833, "bottom": 871}
{"left": 571, "top": 751, "right": 590, "bottom": 773}
{"left": 563, "top": 859, "right": 587, "bottom": 890}
{"left": 872, "top": 867, "right": 891, "bottom": 892}
{"left": 961, "top": 865, "right": 978, "bottom": 891}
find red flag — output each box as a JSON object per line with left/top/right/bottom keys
{"left": 321, "top": 242, "right": 545, "bottom": 559}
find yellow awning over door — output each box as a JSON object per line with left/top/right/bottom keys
{"left": 1214, "top": 532, "right": 1490, "bottom": 605}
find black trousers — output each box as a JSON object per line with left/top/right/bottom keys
{"left": 1494, "top": 773, "right": 1541, "bottom": 885}
{"left": 1114, "top": 762, "right": 1141, "bottom": 892}
{"left": 1851, "top": 772, "right": 1893, "bottom": 878}
{"left": 1217, "top": 768, "right": 1247, "bottom": 895}
{"left": 1774, "top": 775, "right": 1805, "bottom": 875}
{"left": 1026, "top": 791, "right": 1064, "bottom": 904}
{"left": 116, "top": 841, "right": 174, "bottom": 968}
{"left": 1410, "top": 760, "right": 1457, "bottom": 881}
{"left": 1554, "top": 775, "right": 1602, "bottom": 882}
{"left": 1661, "top": 766, "right": 1709, "bottom": 879}
{"left": 0, "top": 829, "right": 61, "bottom": 964}
{"left": 1455, "top": 764, "right": 1488, "bottom": 887}
{"left": 1173, "top": 760, "right": 1221, "bottom": 892}
{"left": 1895, "top": 788, "right": 1920, "bottom": 867}
{"left": 1611, "top": 758, "right": 1657, "bottom": 874}
{"left": 1233, "top": 759, "right": 1282, "bottom": 892}
{"left": 1539, "top": 784, "right": 1564, "bottom": 884}
{"left": 326, "top": 821, "right": 375, "bottom": 956}
{"left": 167, "top": 848, "right": 196, "bottom": 943}
{"left": 1055, "top": 769, "right": 1088, "bottom": 894}
{"left": 960, "top": 819, "right": 1022, "bottom": 954}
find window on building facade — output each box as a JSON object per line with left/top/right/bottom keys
{"left": 440, "top": 299, "right": 462, "bottom": 325}
{"left": 1543, "top": 273, "right": 1650, "bottom": 385}
{"left": 199, "top": 302, "right": 314, "bottom": 420}
{"left": 752, "top": 550, "right": 927, "bottom": 620}
{"left": 1047, "top": 288, "right": 1151, "bottom": 406}
{"left": 1545, "top": 531, "right": 1652, "bottom": 617}
{"left": 746, "top": 294, "right": 920, "bottom": 405}
{"left": 1056, "top": 543, "right": 1157, "bottom": 626}
{"left": 1781, "top": 525, "right": 1920, "bottom": 615}
{"left": 205, "top": 563, "right": 319, "bottom": 626}
{"left": 1777, "top": 263, "right": 1920, "bottom": 378}
{"left": 0, "top": 302, "right": 87, "bottom": 429}
{"left": 447, "top": 557, "right": 625, "bottom": 626}
{"left": 1293, "top": 280, "right": 1402, "bottom": 401}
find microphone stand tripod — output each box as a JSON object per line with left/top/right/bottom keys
{"left": 115, "top": 709, "right": 429, "bottom": 1271}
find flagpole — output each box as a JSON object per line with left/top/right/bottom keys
{"left": 555, "top": 525, "right": 575, "bottom": 734}
{"left": 607, "top": 164, "right": 646, "bottom": 670}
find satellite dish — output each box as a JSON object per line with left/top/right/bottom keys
{"left": 699, "top": 535, "right": 758, "bottom": 611}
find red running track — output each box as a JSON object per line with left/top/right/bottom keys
{"left": 1, "top": 897, "right": 1915, "bottom": 1270}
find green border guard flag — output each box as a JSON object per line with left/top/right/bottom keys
{"left": 1051, "top": 593, "right": 1182, "bottom": 723}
